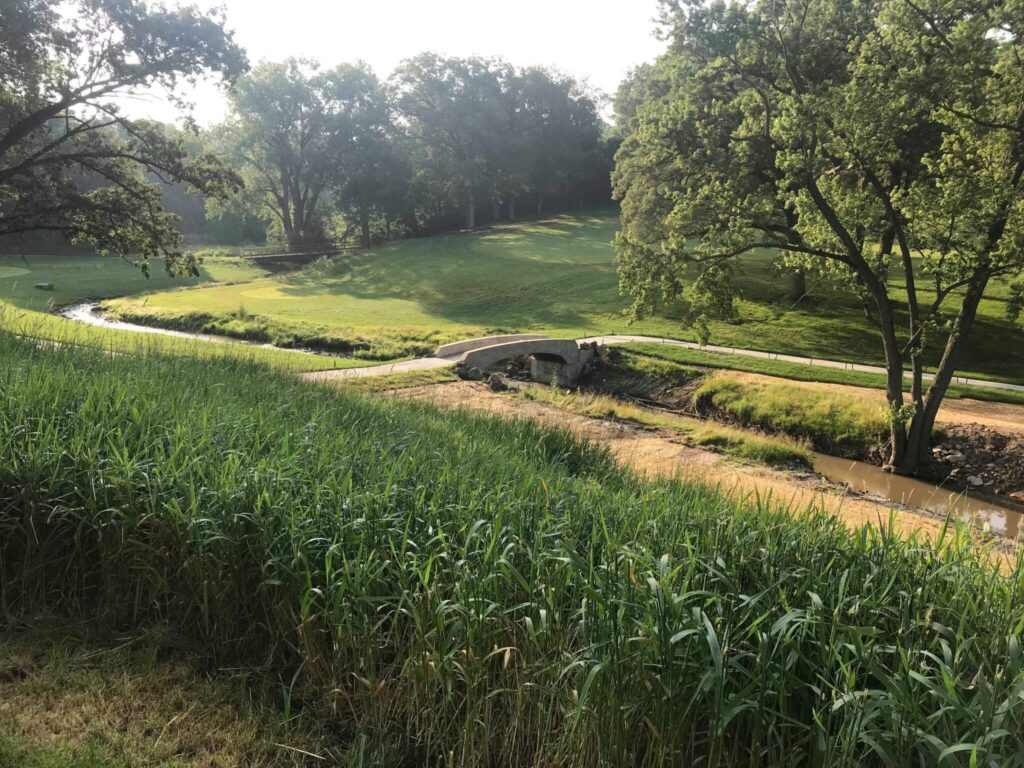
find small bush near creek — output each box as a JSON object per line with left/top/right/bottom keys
{"left": 1, "top": 334, "right": 1022, "bottom": 766}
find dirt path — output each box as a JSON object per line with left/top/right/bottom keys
{"left": 392, "top": 381, "right": 978, "bottom": 544}
{"left": 719, "top": 371, "right": 1024, "bottom": 434}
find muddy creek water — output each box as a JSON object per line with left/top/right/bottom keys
{"left": 813, "top": 452, "right": 1022, "bottom": 538}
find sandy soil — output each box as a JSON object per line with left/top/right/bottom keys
{"left": 719, "top": 371, "right": 1024, "bottom": 434}
{"left": 391, "top": 381, "right": 977, "bottom": 544}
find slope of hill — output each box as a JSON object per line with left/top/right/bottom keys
{"left": 103, "top": 212, "right": 1024, "bottom": 380}
{"left": 2, "top": 333, "right": 1022, "bottom": 765}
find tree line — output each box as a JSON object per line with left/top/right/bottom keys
{"left": 208, "top": 54, "right": 612, "bottom": 248}
{"left": 0, "top": 0, "right": 612, "bottom": 260}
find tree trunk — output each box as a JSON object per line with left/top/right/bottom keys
{"left": 508, "top": 198, "right": 515, "bottom": 220}
{"left": 536, "top": 193, "right": 544, "bottom": 217}
{"left": 384, "top": 219, "right": 392, "bottom": 242}
{"left": 864, "top": 289, "right": 910, "bottom": 473}
{"left": 789, "top": 268, "right": 807, "bottom": 303}
{"left": 899, "top": 275, "right": 989, "bottom": 473}
{"left": 465, "top": 189, "right": 475, "bottom": 229}
{"left": 359, "top": 210, "right": 371, "bottom": 249}
{"left": 491, "top": 199, "right": 500, "bottom": 221}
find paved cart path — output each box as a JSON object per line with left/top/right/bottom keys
{"left": 60, "top": 303, "right": 1023, "bottom": 393}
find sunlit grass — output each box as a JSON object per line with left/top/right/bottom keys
{"left": 0, "top": 301, "right": 355, "bottom": 372}
{"left": 694, "top": 371, "right": 889, "bottom": 454}
{"left": 90, "top": 212, "right": 1024, "bottom": 382}
{"left": 519, "top": 385, "right": 813, "bottom": 469}
{"left": 2, "top": 334, "right": 1023, "bottom": 764}
{"left": 624, "top": 343, "right": 1024, "bottom": 405}
{"left": 317, "top": 366, "right": 460, "bottom": 393}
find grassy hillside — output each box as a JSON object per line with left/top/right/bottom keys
{"left": 2, "top": 333, "right": 1022, "bottom": 765}
{"left": 0, "top": 252, "right": 353, "bottom": 372}
{"left": 103, "top": 213, "right": 1024, "bottom": 380}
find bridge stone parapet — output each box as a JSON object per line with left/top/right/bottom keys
{"left": 434, "top": 334, "right": 549, "bottom": 359}
{"left": 461, "top": 338, "right": 596, "bottom": 385}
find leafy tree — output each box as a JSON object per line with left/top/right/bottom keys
{"left": 614, "top": 0, "right": 1024, "bottom": 474}
{"left": 0, "top": 0, "right": 247, "bottom": 274}
{"left": 517, "top": 67, "right": 603, "bottom": 216}
{"left": 215, "top": 59, "right": 386, "bottom": 248}
{"left": 332, "top": 106, "right": 411, "bottom": 246}
{"left": 391, "top": 54, "right": 517, "bottom": 229}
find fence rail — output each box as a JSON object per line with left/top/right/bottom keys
{"left": 189, "top": 242, "right": 362, "bottom": 260}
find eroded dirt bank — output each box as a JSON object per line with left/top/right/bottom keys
{"left": 390, "top": 381, "right": 1002, "bottom": 545}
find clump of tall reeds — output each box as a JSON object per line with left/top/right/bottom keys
{"left": 1, "top": 333, "right": 1022, "bottom": 766}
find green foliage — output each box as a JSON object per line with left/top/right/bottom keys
{"left": 613, "top": 0, "right": 1024, "bottom": 469}
{"left": 391, "top": 54, "right": 604, "bottom": 226}
{"left": 0, "top": 0, "right": 247, "bottom": 271}
{"left": 212, "top": 59, "right": 390, "bottom": 247}
{"left": 2, "top": 335, "right": 1023, "bottom": 765}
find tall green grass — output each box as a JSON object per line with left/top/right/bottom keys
{"left": 695, "top": 372, "right": 890, "bottom": 456}
{"left": 2, "top": 334, "right": 1023, "bottom": 766}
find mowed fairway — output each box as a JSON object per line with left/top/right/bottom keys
{"left": 29, "top": 211, "right": 1024, "bottom": 380}
{"left": 107, "top": 215, "right": 636, "bottom": 356}
{"left": 0, "top": 251, "right": 267, "bottom": 310}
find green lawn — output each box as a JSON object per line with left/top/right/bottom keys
{"left": 0, "top": 252, "right": 354, "bottom": 372}
{"left": 0, "top": 251, "right": 266, "bottom": 311}
{"left": 102, "top": 212, "right": 1024, "bottom": 382}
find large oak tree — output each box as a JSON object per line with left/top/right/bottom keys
{"left": 0, "top": 0, "right": 247, "bottom": 274}
{"left": 614, "top": 0, "right": 1024, "bottom": 474}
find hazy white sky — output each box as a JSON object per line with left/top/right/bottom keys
{"left": 134, "top": 0, "right": 667, "bottom": 124}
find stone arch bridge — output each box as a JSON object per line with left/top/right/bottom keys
{"left": 435, "top": 335, "right": 597, "bottom": 385}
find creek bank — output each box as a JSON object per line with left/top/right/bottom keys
{"left": 61, "top": 302, "right": 416, "bottom": 362}
{"left": 99, "top": 303, "right": 438, "bottom": 360}
{"left": 579, "top": 350, "right": 1024, "bottom": 507}
{"left": 392, "top": 380, "right": 1023, "bottom": 547}
{"left": 927, "top": 424, "right": 1024, "bottom": 503}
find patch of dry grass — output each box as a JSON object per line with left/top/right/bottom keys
{"left": 0, "top": 627, "right": 332, "bottom": 767}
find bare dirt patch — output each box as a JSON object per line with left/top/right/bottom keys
{"left": 393, "top": 381, "right": 974, "bottom": 544}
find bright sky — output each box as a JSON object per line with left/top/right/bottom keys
{"left": 133, "top": 0, "right": 667, "bottom": 125}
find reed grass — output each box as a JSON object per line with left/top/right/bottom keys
{"left": 2, "top": 334, "right": 1023, "bottom": 766}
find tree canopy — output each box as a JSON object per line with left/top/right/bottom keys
{"left": 0, "top": 0, "right": 247, "bottom": 273}
{"left": 614, "top": 0, "right": 1024, "bottom": 473}
{"left": 391, "top": 54, "right": 605, "bottom": 229}
{"left": 213, "top": 59, "right": 390, "bottom": 247}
